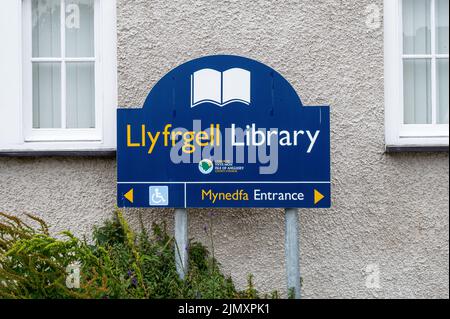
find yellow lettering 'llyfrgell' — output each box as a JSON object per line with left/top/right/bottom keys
{"left": 196, "top": 131, "right": 209, "bottom": 147}
{"left": 210, "top": 124, "right": 214, "bottom": 146}
{"left": 172, "top": 131, "right": 183, "bottom": 147}
{"left": 141, "top": 124, "right": 146, "bottom": 147}
{"left": 127, "top": 123, "right": 222, "bottom": 154}
{"left": 163, "top": 124, "right": 172, "bottom": 147}
{"left": 182, "top": 132, "right": 196, "bottom": 154}
{"left": 127, "top": 124, "right": 141, "bottom": 147}
{"left": 147, "top": 131, "right": 161, "bottom": 154}
{"left": 216, "top": 124, "right": 220, "bottom": 146}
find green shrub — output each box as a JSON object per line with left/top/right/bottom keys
{"left": 0, "top": 211, "right": 277, "bottom": 299}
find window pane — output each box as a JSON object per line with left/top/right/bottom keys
{"left": 66, "top": 62, "right": 95, "bottom": 128}
{"left": 65, "top": 0, "right": 94, "bottom": 57}
{"left": 437, "top": 59, "right": 449, "bottom": 124}
{"left": 403, "top": 59, "right": 432, "bottom": 124}
{"left": 32, "top": 0, "right": 61, "bottom": 57}
{"left": 403, "top": 0, "right": 431, "bottom": 55}
{"left": 33, "top": 63, "right": 61, "bottom": 128}
{"left": 436, "top": 0, "right": 449, "bottom": 54}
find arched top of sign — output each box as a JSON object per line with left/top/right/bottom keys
{"left": 139, "top": 55, "right": 319, "bottom": 117}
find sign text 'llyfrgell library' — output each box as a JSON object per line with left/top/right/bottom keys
{"left": 117, "top": 55, "right": 331, "bottom": 208}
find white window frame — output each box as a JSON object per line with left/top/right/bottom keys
{"left": 0, "top": 0, "right": 117, "bottom": 153}
{"left": 384, "top": 0, "right": 449, "bottom": 149}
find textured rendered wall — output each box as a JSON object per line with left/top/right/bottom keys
{"left": 0, "top": 0, "right": 448, "bottom": 298}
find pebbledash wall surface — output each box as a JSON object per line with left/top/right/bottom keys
{"left": 0, "top": 0, "right": 449, "bottom": 299}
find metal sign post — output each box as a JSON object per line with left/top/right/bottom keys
{"left": 174, "top": 208, "right": 189, "bottom": 279}
{"left": 285, "top": 208, "right": 300, "bottom": 299}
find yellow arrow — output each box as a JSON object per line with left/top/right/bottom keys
{"left": 124, "top": 189, "right": 134, "bottom": 203}
{"left": 314, "top": 190, "right": 325, "bottom": 205}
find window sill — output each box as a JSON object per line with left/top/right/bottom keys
{"left": 385, "top": 145, "right": 449, "bottom": 153}
{"left": 0, "top": 150, "right": 116, "bottom": 158}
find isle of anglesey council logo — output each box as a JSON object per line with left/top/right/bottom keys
{"left": 198, "top": 159, "right": 214, "bottom": 174}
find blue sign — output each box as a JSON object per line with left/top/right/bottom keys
{"left": 117, "top": 55, "right": 331, "bottom": 208}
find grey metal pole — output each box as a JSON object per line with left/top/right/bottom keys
{"left": 175, "top": 209, "right": 189, "bottom": 280}
{"left": 285, "top": 208, "right": 300, "bottom": 299}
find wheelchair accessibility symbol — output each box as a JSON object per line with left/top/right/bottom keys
{"left": 149, "top": 186, "right": 169, "bottom": 206}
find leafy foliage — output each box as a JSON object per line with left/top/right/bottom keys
{"left": 0, "top": 211, "right": 277, "bottom": 299}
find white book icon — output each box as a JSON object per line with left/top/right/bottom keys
{"left": 191, "top": 68, "right": 251, "bottom": 108}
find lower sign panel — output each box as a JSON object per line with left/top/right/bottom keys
{"left": 118, "top": 183, "right": 331, "bottom": 208}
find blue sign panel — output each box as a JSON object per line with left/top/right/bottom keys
{"left": 117, "top": 55, "right": 331, "bottom": 208}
